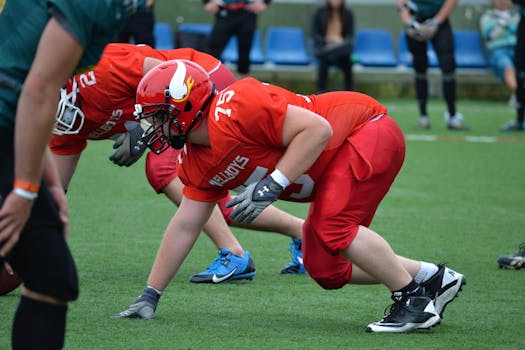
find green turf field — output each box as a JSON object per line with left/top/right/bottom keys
{"left": 1, "top": 98, "right": 524, "bottom": 349}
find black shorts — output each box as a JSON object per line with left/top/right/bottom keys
{"left": 0, "top": 127, "right": 79, "bottom": 302}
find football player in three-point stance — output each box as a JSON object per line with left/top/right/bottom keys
{"left": 0, "top": 1, "right": 146, "bottom": 348}
{"left": 49, "top": 43, "right": 305, "bottom": 284}
{"left": 113, "top": 59, "right": 466, "bottom": 332}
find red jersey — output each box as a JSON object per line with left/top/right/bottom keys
{"left": 49, "top": 43, "right": 224, "bottom": 155}
{"left": 178, "top": 78, "right": 387, "bottom": 203}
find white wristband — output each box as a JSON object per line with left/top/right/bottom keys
{"left": 14, "top": 187, "right": 38, "bottom": 200}
{"left": 270, "top": 169, "right": 291, "bottom": 188}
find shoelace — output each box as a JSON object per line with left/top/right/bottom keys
{"left": 381, "top": 299, "right": 406, "bottom": 322}
{"left": 206, "top": 252, "right": 230, "bottom": 272}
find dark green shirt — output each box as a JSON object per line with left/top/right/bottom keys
{"left": 0, "top": 0, "right": 144, "bottom": 128}
{"left": 408, "top": 0, "right": 445, "bottom": 20}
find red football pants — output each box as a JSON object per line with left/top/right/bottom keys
{"left": 302, "top": 115, "right": 406, "bottom": 290}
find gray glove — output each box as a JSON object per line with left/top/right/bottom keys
{"left": 111, "top": 287, "right": 160, "bottom": 320}
{"left": 418, "top": 18, "right": 439, "bottom": 41}
{"left": 405, "top": 18, "right": 425, "bottom": 42}
{"left": 226, "top": 176, "right": 284, "bottom": 224}
{"left": 109, "top": 123, "right": 148, "bottom": 167}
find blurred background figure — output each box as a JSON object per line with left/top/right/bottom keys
{"left": 204, "top": 0, "right": 271, "bottom": 78}
{"left": 118, "top": 0, "right": 156, "bottom": 47}
{"left": 397, "top": 0, "right": 469, "bottom": 131}
{"left": 501, "top": 0, "right": 525, "bottom": 131}
{"left": 311, "top": 0, "right": 354, "bottom": 93}
{"left": 480, "top": 0, "right": 519, "bottom": 109}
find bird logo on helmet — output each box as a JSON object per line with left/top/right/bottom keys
{"left": 135, "top": 59, "right": 215, "bottom": 152}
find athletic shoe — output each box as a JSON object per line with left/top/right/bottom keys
{"left": 189, "top": 249, "right": 256, "bottom": 283}
{"left": 497, "top": 243, "right": 525, "bottom": 269}
{"left": 444, "top": 112, "right": 470, "bottom": 131}
{"left": 366, "top": 295, "right": 441, "bottom": 333}
{"left": 111, "top": 287, "right": 160, "bottom": 320}
{"left": 500, "top": 120, "right": 524, "bottom": 132}
{"left": 280, "top": 238, "right": 307, "bottom": 274}
{"left": 414, "top": 116, "right": 431, "bottom": 130}
{"left": 422, "top": 264, "right": 466, "bottom": 318}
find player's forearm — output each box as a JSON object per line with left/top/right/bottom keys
{"left": 14, "top": 82, "right": 59, "bottom": 187}
{"left": 147, "top": 198, "right": 215, "bottom": 290}
{"left": 42, "top": 150, "right": 65, "bottom": 192}
{"left": 396, "top": 1, "right": 412, "bottom": 23}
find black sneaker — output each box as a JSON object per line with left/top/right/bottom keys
{"left": 497, "top": 243, "right": 525, "bottom": 269}
{"left": 366, "top": 295, "right": 441, "bottom": 333}
{"left": 422, "top": 264, "right": 466, "bottom": 318}
{"left": 500, "top": 120, "right": 524, "bottom": 132}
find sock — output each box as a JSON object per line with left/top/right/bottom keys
{"left": 415, "top": 74, "right": 428, "bottom": 116}
{"left": 391, "top": 280, "right": 422, "bottom": 301}
{"left": 442, "top": 74, "right": 456, "bottom": 116}
{"left": 414, "top": 262, "right": 439, "bottom": 284}
{"left": 12, "top": 296, "right": 67, "bottom": 350}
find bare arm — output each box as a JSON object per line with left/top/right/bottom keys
{"left": 275, "top": 105, "right": 333, "bottom": 183}
{"left": 16, "top": 18, "right": 83, "bottom": 187}
{"left": 42, "top": 151, "right": 69, "bottom": 237}
{"left": 147, "top": 196, "right": 215, "bottom": 290}
{"left": 396, "top": 0, "right": 412, "bottom": 24}
{"left": 0, "top": 18, "right": 82, "bottom": 257}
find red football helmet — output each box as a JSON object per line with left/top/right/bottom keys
{"left": 134, "top": 59, "right": 215, "bottom": 152}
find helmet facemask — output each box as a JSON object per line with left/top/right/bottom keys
{"left": 54, "top": 78, "right": 85, "bottom": 135}
{"left": 135, "top": 83, "right": 215, "bottom": 153}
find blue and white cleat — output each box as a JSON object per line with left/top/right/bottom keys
{"left": 280, "top": 238, "right": 307, "bottom": 274}
{"left": 190, "top": 249, "right": 256, "bottom": 283}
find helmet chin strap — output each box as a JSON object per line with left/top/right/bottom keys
{"left": 169, "top": 134, "right": 187, "bottom": 150}
{"left": 168, "top": 84, "right": 216, "bottom": 150}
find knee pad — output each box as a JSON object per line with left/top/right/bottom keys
{"left": 12, "top": 230, "right": 79, "bottom": 302}
{"left": 303, "top": 258, "right": 350, "bottom": 290}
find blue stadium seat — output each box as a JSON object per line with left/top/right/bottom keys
{"left": 353, "top": 29, "right": 397, "bottom": 67}
{"left": 397, "top": 31, "right": 438, "bottom": 67}
{"left": 453, "top": 30, "right": 487, "bottom": 68}
{"left": 153, "top": 22, "right": 175, "bottom": 50}
{"left": 176, "top": 23, "right": 212, "bottom": 51}
{"left": 221, "top": 30, "right": 265, "bottom": 64}
{"left": 265, "top": 26, "right": 310, "bottom": 65}
{"left": 177, "top": 23, "right": 212, "bottom": 36}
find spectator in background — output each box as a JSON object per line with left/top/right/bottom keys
{"left": 117, "top": 0, "right": 156, "bottom": 47}
{"left": 311, "top": 0, "right": 355, "bottom": 93}
{"left": 203, "top": 0, "right": 271, "bottom": 77}
{"left": 0, "top": 1, "right": 144, "bottom": 348}
{"left": 480, "top": 0, "right": 519, "bottom": 108}
{"left": 397, "top": 0, "right": 469, "bottom": 130}
{"left": 501, "top": 0, "right": 525, "bottom": 131}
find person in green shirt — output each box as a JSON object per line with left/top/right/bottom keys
{"left": 397, "top": 0, "right": 469, "bottom": 130}
{"left": 0, "top": 1, "right": 144, "bottom": 348}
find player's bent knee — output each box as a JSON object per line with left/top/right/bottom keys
{"left": 307, "top": 270, "right": 348, "bottom": 290}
